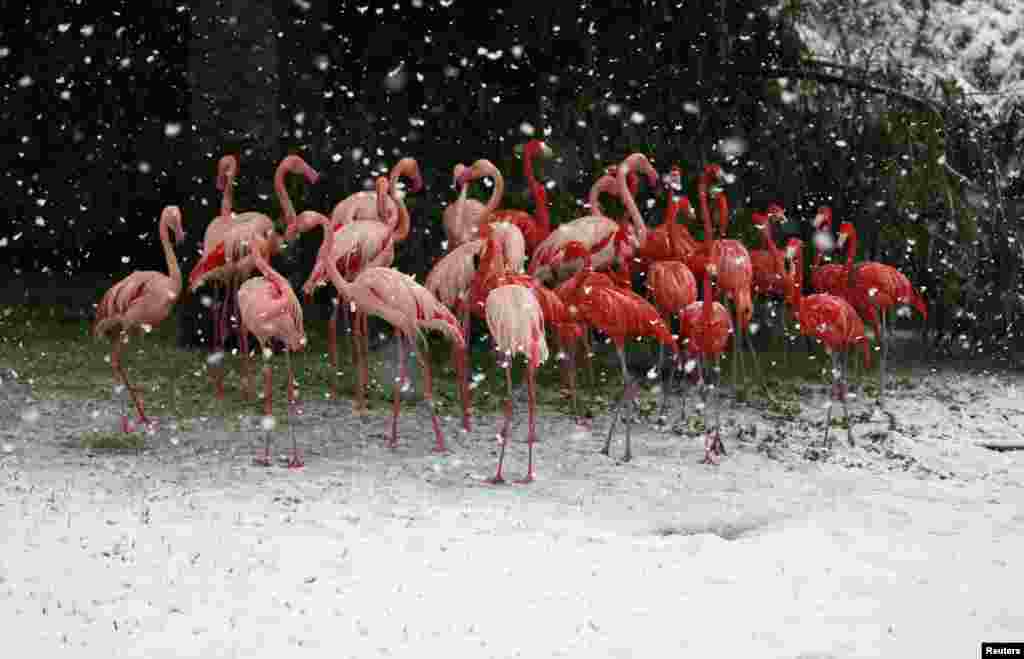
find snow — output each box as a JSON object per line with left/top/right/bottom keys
{"left": 1, "top": 364, "right": 1023, "bottom": 656}
{"left": 793, "top": 0, "right": 1024, "bottom": 118}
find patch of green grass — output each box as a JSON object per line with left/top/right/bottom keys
{"left": 79, "top": 430, "right": 145, "bottom": 452}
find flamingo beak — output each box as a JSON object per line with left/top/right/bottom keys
{"left": 540, "top": 142, "right": 554, "bottom": 157}
{"left": 837, "top": 234, "right": 847, "bottom": 248}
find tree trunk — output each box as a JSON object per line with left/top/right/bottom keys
{"left": 178, "top": 0, "right": 282, "bottom": 347}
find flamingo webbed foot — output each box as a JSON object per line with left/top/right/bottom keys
{"left": 253, "top": 449, "right": 272, "bottom": 467}
{"left": 287, "top": 449, "right": 304, "bottom": 469}
{"left": 487, "top": 475, "right": 506, "bottom": 485}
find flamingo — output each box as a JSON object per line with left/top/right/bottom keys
{"left": 749, "top": 204, "right": 795, "bottom": 358}
{"left": 480, "top": 282, "right": 549, "bottom": 484}
{"left": 425, "top": 219, "right": 525, "bottom": 431}
{"left": 809, "top": 206, "right": 846, "bottom": 294}
{"left": 699, "top": 165, "right": 760, "bottom": 389}
{"left": 488, "top": 139, "right": 553, "bottom": 254}
{"left": 202, "top": 154, "right": 238, "bottom": 358}
{"left": 679, "top": 234, "right": 733, "bottom": 464}
{"left": 530, "top": 153, "right": 659, "bottom": 285}
{"left": 468, "top": 230, "right": 585, "bottom": 424}
{"left": 442, "top": 163, "right": 487, "bottom": 248}
{"left": 92, "top": 206, "right": 185, "bottom": 433}
{"left": 784, "top": 238, "right": 872, "bottom": 447}
{"left": 633, "top": 165, "right": 700, "bottom": 271}
{"left": 835, "top": 221, "right": 927, "bottom": 410}
{"left": 190, "top": 154, "right": 319, "bottom": 399}
{"left": 321, "top": 221, "right": 466, "bottom": 452}
{"left": 555, "top": 241, "right": 678, "bottom": 462}
{"left": 310, "top": 157, "right": 423, "bottom": 244}
{"left": 237, "top": 236, "right": 307, "bottom": 468}
{"left": 645, "top": 192, "right": 698, "bottom": 418}
{"left": 294, "top": 204, "right": 395, "bottom": 407}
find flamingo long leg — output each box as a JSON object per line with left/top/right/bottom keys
{"left": 414, "top": 338, "right": 446, "bottom": 453}
{"left": 255, "top": 356, "right": 273, "bottom": 466}
{"left": 112, "top": 333, "right": 150, "bottom": 428}
{"left": 389, "top": 330, "right": 407, "bottom": 448}
{"left": 490, "top": 361, "right": 514, "bottom": 484}
{"left": 460, "top": 305, "right": 472, "bottom": 432}
{"left": 285, "top": 349, "right": 302, "bottom": 468}
{"left": 841, "top": 348, "right": 854, "bottom": 447}
{"left": 823, "top": 351, "right": 838, "bottom": 449}
{"left": 327, "top": 301, "right": 339, "bottom": 397}
{"left": 515, "top": 364, "right": 538, "bottom": 483}
{"left": 602, "top": 346, "right": 636, "bottom": 461}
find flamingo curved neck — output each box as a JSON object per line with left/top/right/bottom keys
{"left": 482, "top": 166, "right": 504, "bottom": 222}
{"left": 524, "top": 151, "right": 549, "bottom": 231}
{"left": 221, "top": 173, "right": 235, "bottom": 218}
{"left": 844, "top": 229, "right": 858, "bottom": 269}
{"left": 274, "top": 162, "right": 298, "bottom": 227}
{"left": 617, "top": 166, "right": 646, "bottom": 245}
{"left": 160, "top": 218, "right": 182, "bottom": 292}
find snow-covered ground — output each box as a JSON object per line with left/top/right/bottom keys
{"left": 1, "top": 365, "right": 1023, "bottom": 657}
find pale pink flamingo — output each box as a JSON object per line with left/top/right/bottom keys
{"left": 529, "top": 153, "right": 658, "bottom": 285}
{"left": 480, "top": 282, "right": 549, "bottom": 484}
{"left": 424, "top": 219, "right": 525, "bottom": 431}
{"left": 322, "top": 222, "right": 466, "bottom": 452}
{"left": 442, "top": 163, "right": 488, "bottom": 247}
{"left": 784, "top": 238, "right": 871, "bottom": 447}
{"left": 190, "top": 154, "right": 319, "bottom": 399}
{"left": 308, "top": 157, "right": 423, "bottom": 244}
{"left": 93, "top": 206, "right": 185, "bottom": 433}
{"left": 237, "top": 235, "right": 307, "bottom": 468}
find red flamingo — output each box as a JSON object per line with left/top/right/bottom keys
{"left": 488, "top": 139, "right": 553, "bottom": 254}
{"left": 678, "top": 218, "right": 734, "bottom": 464}
{"left": 809, "top": 206, "right": 846, "bottom": 294}
{"left": 93, "top": 206, "right": 185, "bottom": 433}
{"left": 633, "top": 165, "right": 700, "bottom": 271}
{"left": 190, "top": 154, "right": 319, "bottom": 400}
{"left": 749, "top": 204, "right": 796, "bottom": 358}
{"left": 784, "top": 238, "right": 872, "bottom": 447}
{"left": 530, "top": 153, "right": 658, "bottom": 285}
{"left": 314, "top": 157, "right": 423, "bottom": 245}
{"left": 835, "top": 221, "right": 927, "bottom": 409}
{"left": 698, "top": 166, "right": 760, "bottom": 388}
{"left": 556, "top": 241, "right": 679, "bottom": 462}
{"left": 645, "top": 192, "right": 698, "bottom": 418}
{"left": 237, "top": 236, "right": 307, "bottom": 468}
{"left": 321, "top": 222, "right": 466, "bottom": 452}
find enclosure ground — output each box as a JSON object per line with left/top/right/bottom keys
{"left": 1, "top": 360, "right": 1023, "bottom": 658}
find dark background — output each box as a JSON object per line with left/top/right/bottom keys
{"left": 2, "top": 0, "right": 1022, "bottom": 357}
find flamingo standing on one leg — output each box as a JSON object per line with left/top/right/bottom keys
{"left": 237, "top": 236, "right": 307, "bottom": 468}
{"left": 555, "top": 242, "right": 679, "bottom": 462}
{"left": 321, "top": 223, "right": 466, "bottom": 452}
{"left": 784, "top": 238, "right": 872, "bottom": 448}
{"left": 93, "top": 206, "right": 185, "bottom": 433}
{"left": 190, "top": 154, "right": 319, "bottom": 400}
{"left": 835, "top": 221, "right": 927, "bottom": 412}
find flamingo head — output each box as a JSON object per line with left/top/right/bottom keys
{"left": 766, "top": 202, "right": 787, "bottom": 222}
{"left": 784, "top": 238, "right": 801, "bottom": 265}
{"left": 162, "top": 205, "right": 185, "bottom": 244}
{"left": 751, "top": 211, "right": 768, "bottom": 231}
{"left": 664, "top": 165, "right": 683, "bottom": 192}
{"left": 281, "top": 154, "right": 320, "bottom": 185}
{"left": 813, "top": 206, "right": 832, "bottom": 230}
{"left": 523, "top": 139, "right": 554, "bottom": 160}
{"left": 836, "top": 221, "right": 855, "bottom": 249}
{"left": 454, "top": 164, "right": 473, "bottom": 188}
{"left": 216, "top": 155, "right": 238, "bottom": 191}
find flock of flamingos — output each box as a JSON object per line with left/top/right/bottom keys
{"left": 91, "top": 141, "right": 928, "bottom": 483}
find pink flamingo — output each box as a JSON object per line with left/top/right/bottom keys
{"left": 530, "top": 153, "right": 659, "bottom": 285}
{"left": 556, "top": 241, "right": 679, "bottom": 462}
{"left": 190, "top": 154, "right": 319, "bottom": 399}
{"left": 237, "top": 235, "right": 307, "bottom": 468}
{"left": 425, "top": 218, "right": 525, "bottom": 431}
{"left": 478, "top": 280, "right": 549, "bottom": 484}
{"left": 835, "top": 221, "right": 927, "bottom": 410}
{"left": 442, "top": 163, "right": 488, "bottom": 248}
{"left": 311, "top": 157, "right": 423, "bottom": 245}
{"left": 93, "top": 206, "right": 185, "bottom": 433}
{"left": 202, "top": 155, "right": 238, "bottom": 358}
{"left": 488, "top": 139, "right": 553, "bottom": 254}
{"left": 784, "top": 238, "right": 871, "bottom": 447}
{"left": 321, "top": 222, "right": 466, "bottom": 452}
